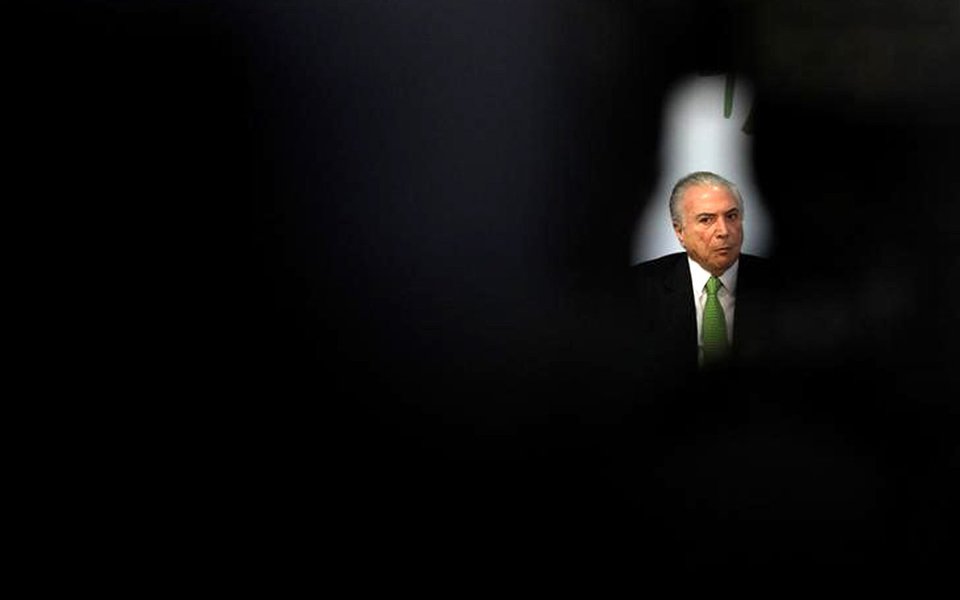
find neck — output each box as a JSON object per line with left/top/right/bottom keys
{"left": 693, "top": 260, "right": 728, "bottom": 278}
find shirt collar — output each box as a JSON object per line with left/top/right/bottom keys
{"left": 687, "top": 254, "right": 739, "bottom": 295}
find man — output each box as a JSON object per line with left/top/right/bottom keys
{"left": 633, "top": 171, "right": 773, "bottom": 374}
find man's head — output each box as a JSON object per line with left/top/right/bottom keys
{"left": 670, "top": 171, "right": 744, "bottom": 276}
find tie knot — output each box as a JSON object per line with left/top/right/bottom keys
{"left": 706, "top": 276, "right": 721, "bottom": 296}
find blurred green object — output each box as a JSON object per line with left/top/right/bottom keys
{"left": 724, "top": 72, "right": 735, "bottom": 118}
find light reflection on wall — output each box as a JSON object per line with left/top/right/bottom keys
{"left": 631, "top": 75, "right": 772, "bottom": 264}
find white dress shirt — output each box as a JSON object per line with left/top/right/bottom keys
{"left": 687, "top": 256, "right": 738, "bottom": 363}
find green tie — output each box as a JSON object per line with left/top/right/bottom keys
{"left": 702, "top": 276, "right": 729, "bottom": 365}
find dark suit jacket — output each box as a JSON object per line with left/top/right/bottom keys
{"left": 632, "top": 252, "right": 775, "bottom": 377}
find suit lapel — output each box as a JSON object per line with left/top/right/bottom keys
{"left": 731, "top": 254, "right": 772, "bottom": 362}
{"left": 663, "top": 254, "right": 698, "bottom": 365}
{"left": 733, "top": 257, "right": 750, "bottom": 345}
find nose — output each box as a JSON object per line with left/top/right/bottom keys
{"left": 715, "top": 216, "right": 729, "bottom": 238}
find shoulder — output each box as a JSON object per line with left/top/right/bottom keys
{"left": 737, "top": 253, "right": 777, "bottom": 290}
{"left": 738, "top": 253, "right": 772, "bottom": 276}
{"left": 631, "top": 252, "right": 688, "bottom": 296}
{"left": 739, "top": 253, "right": 768, "bottom": 267}
{"left": 632, "top": 252, "right": 687, "bottom": 278}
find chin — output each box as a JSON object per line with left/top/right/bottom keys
{"left": 713, "top": 257, "right": 736, "bottom": 273}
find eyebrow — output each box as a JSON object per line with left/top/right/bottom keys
{"left": 694, "top": 209, "right": 739, "bottom": 221}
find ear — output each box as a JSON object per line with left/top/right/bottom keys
{"left": 672, "top": 222, "right": 685, "bottom": 246}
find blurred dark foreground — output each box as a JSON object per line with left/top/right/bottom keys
{"left": 23, "top": 0, "right": 959, "bottom": 586}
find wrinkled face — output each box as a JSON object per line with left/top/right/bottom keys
{"left": 674, "top": 184, "right": 743, "bottom": 276}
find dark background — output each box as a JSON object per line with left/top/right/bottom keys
{"left": 27, "top": 0, "right": 959, "bottom": 583}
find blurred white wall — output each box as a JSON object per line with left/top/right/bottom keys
{"left": 631, "top": 75, "right": 772, "bottom": 264}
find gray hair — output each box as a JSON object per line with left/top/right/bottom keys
{"left": 669, "top": 171, "right": 744, "bottom": 228}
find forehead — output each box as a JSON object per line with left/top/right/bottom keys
{"left": 680, "top": 184, "right": 739, "bottom": 213}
